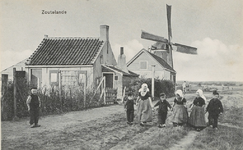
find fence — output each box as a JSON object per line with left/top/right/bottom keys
{"left": 1, "top": 69, "right": 118, "bottom": 121}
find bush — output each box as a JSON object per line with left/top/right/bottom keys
{"left": 2, "top": 80, "right": 110, "bottom": 120}
{"left": 1, "top": 77, "right": 30, "bottom": 120}
{"left": 125, "top": 78, "right": 175, "bottom": 99}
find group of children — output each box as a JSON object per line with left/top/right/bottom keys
{"left": 124, "top": 90, "right": 223, "bottom": 129}
{"left": 27, "top": 87, "right": 223, "bottom": 130}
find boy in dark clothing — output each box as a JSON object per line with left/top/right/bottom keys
{"left": 26, "top": 88, "right": 41, "bottom": 128}
{"left": 124, "top": 92, "right": 135, "bottom": 125}
{"left": 154, "top": 93, "right": 172, "bottom": 128}
{"left": 206, "top": 91, "right": 223, "bottom": 129}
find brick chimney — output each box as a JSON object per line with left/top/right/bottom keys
{"left": 99, "top": 25, "right": 109, "bottom": 41}
{"left": 44, "top": 35, "right": 48, "bottom": 38}
{"left": 117, "top": 47, "right": 129, "bottom": 73}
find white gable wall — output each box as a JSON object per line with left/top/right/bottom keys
{"left": 127, "top": 52, "right": 171, "bottom": 80}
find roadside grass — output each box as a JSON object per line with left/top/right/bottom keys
{"left": 186, "top": 90, "right": 243, "bottom": 150}
{"left": 134, "top": 126, "right": 191, "bottom": 150}
{"left": 220, "top": 107, "right": 243, "bottom": 127}
{"left": 186, "top": 126, "right": 243, "bottom": 150}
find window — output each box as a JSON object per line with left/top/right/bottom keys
{"left": 50, "top": 73, "right": 58, "bottom": 82}
{"left": 115, "top": 76, "right": 118, "bottom": 80}
{"left": 49, "top": 70, "right": 59, "bottom": 85}
{"left": 140, "top": 61, "right": 148, "bottom": 70}
{"left": 61, "top": 70, "right": 87, "bottom": 87}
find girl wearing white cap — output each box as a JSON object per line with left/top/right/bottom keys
{"left": 136, "top": 83, "right": 153, "bottom": 126}
{"left": 172, "top": 90, "right": 188, "bottom": 127}
{"left": 188, "top": 89, "right": 207, "bottom": 131}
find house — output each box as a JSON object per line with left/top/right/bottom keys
{"left": 127, "top": 49, "right": 176, "bottom": 83}
{"left": 25, "top": 25, "right": 137, "bottom": 99}
{"left": 1, "top": 59, "right": 27, "bottom": 81}
{"left": 102, "top": 47, "right": 139, "bottom": 99}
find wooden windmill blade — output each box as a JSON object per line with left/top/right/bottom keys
{"left": 141, "top": 30, "right": 168, "bottom": 43}
{"left": 173, "top": 43, "right": 197, "bottom": 54}
{"left": 167, "top": 4, "right": 172, "bottom": 41}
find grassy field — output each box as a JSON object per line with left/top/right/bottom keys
{"left": 187, "top": 126, "right": 243, "bottom": 150}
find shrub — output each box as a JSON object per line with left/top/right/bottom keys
{"left": 125, "top": 78, "right": 175, "bottom": 99}
{"left": 2, "top": 80, "right": 110, "bottom": 120}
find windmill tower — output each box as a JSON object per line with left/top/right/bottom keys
{"left": 141, "top": 4, "right": 197, "bottom": 68}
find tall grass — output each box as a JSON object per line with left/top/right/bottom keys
{"left": 1, "top": 79, "right": 108, "bottom": 120}
{"left": 187, "top": 126, "right": 243, "bottom": 150}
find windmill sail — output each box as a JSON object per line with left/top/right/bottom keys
{"left": 167, "top": 4, "right": 172, "bottom": 41}
{"left": 174, "top": 43, "right": 197, "bottom": 54}
{"left": 141, "top": 30, "right": 168, "bottom": 43}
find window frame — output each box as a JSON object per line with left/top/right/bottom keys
{"left": 139, "top": 60, "right": 148, "bottom": 70}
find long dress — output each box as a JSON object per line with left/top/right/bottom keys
{"left": 172, "top": 98, "right": 188, "bottom": 125}
{"left": 137, "top": 92, "right": 153, "bottom": 122}
{"left": 188, "top": 97, "right": 206, "bottom": 128}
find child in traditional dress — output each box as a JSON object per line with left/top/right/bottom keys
{"left": 26, "top": 88, "right": 41, "bottom": 128}
{"left": 172, "top": 90, "right": 188, "bottom": 127}
{"left": 188, "top": 89, "right": 207, "bottom": 131}
{"left": 124, "top": 92, "right": 135, "bottom": 125}
{"left": 154, "top": 93, "right": 172, "bottom": 128}
{"left": 206, "top": 91, "right": 223, "bottom": 130}
{"left": 136, "top": 83, "right": 153, "bottom": 126}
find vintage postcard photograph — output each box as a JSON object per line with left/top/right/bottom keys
{"left": 1, "top": 0, "right": 243, "bottom": 149}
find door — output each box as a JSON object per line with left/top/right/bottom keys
{"left": 103, "top": 73, "right": 113, "bottom": 88}
{"left": 31, "top": 69, "right": 42, "bottom": 88}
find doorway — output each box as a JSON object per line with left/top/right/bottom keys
{"left": 103, "top": 73, "right": 113, "bottom": 88}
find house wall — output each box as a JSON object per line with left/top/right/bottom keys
{"left": 127, "top": 52, "right": 171, "bottom": 80}
{"left": 93, "top": 41, "right": 117, "bottom": 88}
{"left": 27, "top": 66, "right": 93, "bottom": 90}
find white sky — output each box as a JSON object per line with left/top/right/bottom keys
{"left": 0, "top": 0, "right": 242, "bottom": 81}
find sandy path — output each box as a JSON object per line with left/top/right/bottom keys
{"left": 168, "top": 131, "right": 199, "bottom": 150}
{"left": 2, "top": 105, "right": 125, "bottom": 140}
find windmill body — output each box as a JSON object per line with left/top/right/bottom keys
{"left": 141, "top": 4, "right": 197, "bottom": 69}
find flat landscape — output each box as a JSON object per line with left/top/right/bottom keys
{"left": 2, "top": 87, "right": 243, "bottom": 150}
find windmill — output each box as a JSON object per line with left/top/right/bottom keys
{"left": 141, "top": 4, "right": 197, "bottom": 68}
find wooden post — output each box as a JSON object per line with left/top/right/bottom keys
{"left": 58, "top": 70, "right": 62, "bottom": 111}
{"left": 1, "top": 74, "right": 8, "bottom": 119}
{"left": 1, "top": 74, "right": 8, "bottom": 96}
{"left": 83, "top": 75, "right": 86, "bottom": 108}
{"left": 151, "top": 65, "right": 155, "bottom": 100}
{"left": 13, "top": 68, "right": 19, "bottom": 121}
{"left": 104, "top": 76, "right": 106, "bottom": 104}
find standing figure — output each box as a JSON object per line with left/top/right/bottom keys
{"left": 136, "top": 83, "right": 153, "bottom": 126}
{"left": 172, "top": 90, "right": 188, "bottom": 127}
{"left": 188, "top": 89, "right": 207, "bottom": 131}
{"left": 182, "top": 81, "right": 187, "bottom": 93}
{"left": 154, "top": 93, "right": 172, "bottom": 128}
{"left": 206, "top": 91, "right": 223, "bottom": 130}
{"left": 26, "top": 88, "right": 41, "bottom": 128}
{"left": 124, "top": 92, "right": 135, "bottom": 125}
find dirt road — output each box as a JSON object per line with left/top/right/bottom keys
{"left": 2, "top": 96, "right": 179, "bottom": 150}
{"left": 3, "top": 91, "right": 241, "bottom": 150}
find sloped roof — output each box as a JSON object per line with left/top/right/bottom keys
{"left": 26, "top": 37, "right": 104, "bottom": 65}
{"left": 127, "top": 49, "right": 175, "bottom": 72}
{"left": 147, "top": 51, "right": 175, "bottom": 72}
{"left": 102, "top": 65, "right": 139, "bottom": 77}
